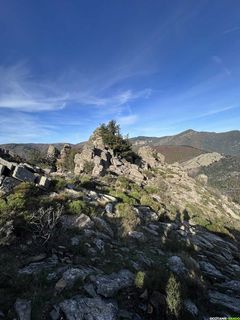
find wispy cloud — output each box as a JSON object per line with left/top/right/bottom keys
{"left": 0, "top": 111, "right": 55, "bottom": 143}
{"left": 212, "top": 55, "right": 231, "bottom": 76}
{"left": 223, "top": 26, "right": 240, "bottom": 35}
{"left": 0, "top": 63, "right": 152, "bottom": 142}
{"left": 0, "top": 63, "right": 152, "bottom": 114}
{"left": 73, "top": 88, "right": 151, "bottom": 108}
{"left": 0, "top": 64, "right": 68, "bottom": 112}
{"left": 172, "top": 104, "right": 238, "bottom": 124}
{"left": 117, "top": 114, "right": 138, "bottom": 126}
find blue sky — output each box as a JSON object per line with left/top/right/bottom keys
{"left": 0, "top": 0, "right": 240, "bottom": 143}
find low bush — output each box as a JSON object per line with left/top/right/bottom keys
{"left": 52, "top": 178, "right": 66, "bottom": 192}
{"left": 110, "top": 191, "right": 137, "bottom": 205}
{"left": 166, "top": 273, "right": 182, "bottom": 318}
{"left": 135, "top": 271, "right": 146, "bottom": 289}
{"left": 116, "top": 203, "right": 140, "bottom": 236}
{"left": 115, "top": 176, "right": 131, "bottom": 191}
{"left": 144, "top": 186, "right": 159, "bottom": 194}
{"left": 140, "top": 194, "right": 161, "bottom": 212}
{"left": 67, "top": 200, "right": 87, "bottom": 215}
{"left": 6, "top": 193, "right": 26, "bottom": 212}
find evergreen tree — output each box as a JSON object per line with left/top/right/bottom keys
{"left": 99, "top": 120, "right": 134, "bottom": 159}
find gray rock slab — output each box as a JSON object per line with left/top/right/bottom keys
{"left": 14, "top": 299, "right": 31, "bottom": 320}
{"left": 13, "top": 165, "right": 35, "bottom": 183}
{"left": 168, "top": 256, "right": 186, "bottom": 275}
{"left": 209, "top": 291, "right": 240, "bottom": 313}
{"left": 96, "top": 269, "right": 134, "bottom": 298}
{"left": 59, "top": 296, "right": 118, "bottom": 320}
{"left": 61, "top": 214, "right": 94, "bottom": 230}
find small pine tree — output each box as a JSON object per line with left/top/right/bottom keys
{"left": 99, "top": 120, "right": 132, "bottom": 158}
{"left": 166, "top": 274, "right": 182, "bottom": 318}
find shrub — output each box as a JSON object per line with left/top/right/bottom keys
{"left": 115, "top": 176, "right": 131, "bottom": 191}
{"left": 116, "top": 203, "right": 140, "bottom": 236}
{"left": 129, "top": 190, "right": 142, "bottom": 201}
{"left": 6, "top": 193, "right": 26, "bottom": 211}
{"left": 205, "top": 219, "right": 232, "bottom": 238}
{"left": 0, "top": 198, "right": 8, "bottom": 213}
{"left": 28, "top": 205, "right": 63, "bottom": 244}
{"left": 110, "top": 191, "right": 137, "bottom": 205}
{"left": 52, "top": 178, "right": 66, "bottom": 192}
{"left": 83, "top": 161, "right": 94, "bottom": 174}
{"left": 135, "top": 271, "right": 146, "bottom": 289}
{"left": 140, "top": 194, "right": 161, "bottom": 212}
{"left": 80, "top": 176, "right": 96, "bottom": 190}
{"left": 13, "top": 182, "right": 39, "bottom": 197}
{"left": 166, "top": 274, "right": 182, "bottom": 318}
{"left": 145, "top": 186, "right": 158, "bottom": 194}
{"left": 67, "top": 200, "right": 87, "bottom": 215}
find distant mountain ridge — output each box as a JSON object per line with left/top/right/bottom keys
{"left": 1, "top": 129, "right": 240, "bottom": 162}
{"left": 131, "top": 129, "right": 240, "bottom": 156}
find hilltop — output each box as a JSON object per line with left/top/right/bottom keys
{"left": 1, "top": 122, "right": 240, "bottom": 319}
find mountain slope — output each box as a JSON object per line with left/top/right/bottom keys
{"left": 199, "top": 155, "right": 240, "bottom": 204}
{"left": 131, "top": 129, "right": 240, "bottom": 156}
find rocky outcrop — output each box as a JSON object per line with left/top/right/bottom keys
{"left": 138, "top": 146, "right": 165, "bottom": 169}
{"left": 74, "top": 132, "right": 164, "bottom": 182}
{"left": 47, "top": 145, "right": 60, "bottom": 161}
{"left": 46, "top": 145, "right": 60, "bottom": 171}
{"left": 56, "top": 144, "right": 72, "bottom": 173}
{"left": 181, "top": 152, "right": 223, "bottom": 171}
{"left": 0, "top": 155, "right": 51, "bottom": 194}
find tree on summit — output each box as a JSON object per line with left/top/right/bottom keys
{"left": 99, "top": 120, "right": 135, "bottom": 160}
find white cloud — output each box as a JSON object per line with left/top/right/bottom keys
{"left": 0, "top": 63, "right": 152, "bottom": 113}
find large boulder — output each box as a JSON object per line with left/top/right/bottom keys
{"left": 0, "top": 157, "right": 16, "bottom": 170}
{"left": 12, "top": 165, "right": 36, "bottom": 183}
{"left": 55, "top": 268, "right": 95, "bottom": 293}
{"left": 0, "top": 176, "right": 21, "bottom": 193}
{"left": 59, "top": 297, "right": 118, "bottom": 320}
{"left": 168, "top": 256, "right": 186, "bottom": 275}
{"left": 95, "top": 269, "right": 134, "bottom": 297}
{"left": 14, "top": 299, "right": 31, "bottom": 320}
{"left": 61, "top": 214, "right": 94, "bottom": 230}
{"left": 138, "top": 146, "right": 165, "bottom": 169}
